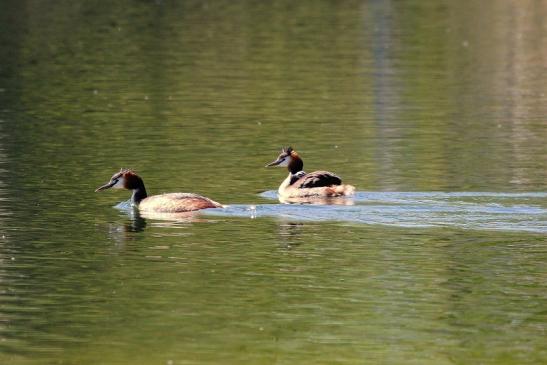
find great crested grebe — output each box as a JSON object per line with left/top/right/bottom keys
{"left": 95, "top": 169, "right": 223, "bottom": 213}
{"left": 266, "top": 147, "right": 355, "bottom": 199}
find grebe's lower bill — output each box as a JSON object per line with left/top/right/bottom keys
{"left": 95, "top": 169, "right": 223, "bottom": 213}
{"left": 265, "top": 147, "right": 355, "bottom": 199}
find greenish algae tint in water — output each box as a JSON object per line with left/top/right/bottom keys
{"left": 0, "top": 1, "right": 546, "bottom": 364}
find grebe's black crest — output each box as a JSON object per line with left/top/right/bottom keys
{"left": 111, "top": 168, "right": 128, "bottom": 180}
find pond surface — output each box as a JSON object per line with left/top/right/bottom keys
{"left": 0, "top": 1, "right": 546, "bottom": 364}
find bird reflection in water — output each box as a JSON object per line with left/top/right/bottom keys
{"left": 278, "top": 195, "right": 355, "bottom": 205}
{"left": 105, "top": 206, "right": 216, "bottom": 247}
{"left": 277, "top": 221, "right": 305, "bottom": 249}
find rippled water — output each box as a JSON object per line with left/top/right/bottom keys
{"left": 213, "top": 191, "right": 547, "bottom": 233}
{"left": 0, "top": 0, "right": 546, "bottom": 364}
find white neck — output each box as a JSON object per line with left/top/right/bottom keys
{"left": 278, "top": 173, "right": 292, "bottom": 195}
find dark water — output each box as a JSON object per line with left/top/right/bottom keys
{"left": 1, "top": 1, "right": 546, "bottom": 364}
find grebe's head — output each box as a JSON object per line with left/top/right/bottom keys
{"left": 95, "top": 169, "right": 143, "bottom": 192}
{"left": 266, "top": 146, "right": 295, "bottom": 167}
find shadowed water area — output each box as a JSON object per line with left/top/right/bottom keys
{"left": 0, "top": 1, "right": 546, "bottom": 364}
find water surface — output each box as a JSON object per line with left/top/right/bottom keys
{"left": 0, "top": 1, "right": 546, "bottom": 364}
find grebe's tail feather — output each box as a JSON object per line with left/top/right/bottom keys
{"left": 326, "top": 184, "right": 355, "bottom": 197}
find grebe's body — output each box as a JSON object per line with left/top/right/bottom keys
{"left": 266, "top": 147, "right": 355, "bottom": 199}
{"left": 96, "top": 169, "right": 222, "bottom": 213}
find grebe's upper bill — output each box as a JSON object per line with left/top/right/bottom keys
{"left": 95, "top": 181, "right": 115, "bottom": 192}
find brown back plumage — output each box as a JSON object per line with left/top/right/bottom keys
{"left": 291, "top": 171, "right": 342, "bottom": 189}
{"left": 139, "top": 193, "right": 223, "bottom": 213}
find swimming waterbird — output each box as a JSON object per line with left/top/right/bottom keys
{"left": 95, "top": 169, "right": 223, "bottom": 213}
{"left": 265, "top": 147, "right": 355, "bottom": 199}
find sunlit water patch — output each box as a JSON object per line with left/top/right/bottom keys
{"left": 202, "top": 191, "right": 547, "bottom": 233}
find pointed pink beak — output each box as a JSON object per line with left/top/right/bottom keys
{"left": 266, "top": 158, "right": 285, "bottom": 167}
{"left": 95, "top": 180, "right": 116, "bottom": 192}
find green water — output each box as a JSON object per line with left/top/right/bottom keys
{"left": 1, "top": 1, "right": 546, "bottom": 364}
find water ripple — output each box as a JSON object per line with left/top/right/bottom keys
{"left": 204, "top": 191, "right": 547, "bottom": 233}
